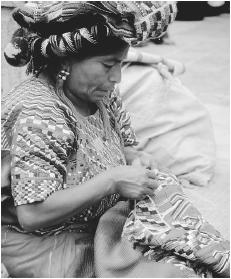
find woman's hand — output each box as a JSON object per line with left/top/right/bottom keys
{"left": 110, "top": 165, "right": 158, "bottom": 200}
{"left": 15, "top": 161, "right": 157, "bottom": 231}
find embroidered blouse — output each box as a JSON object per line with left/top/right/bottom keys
{"left": 1, "top": 77, "right": 137, "bottom": 235}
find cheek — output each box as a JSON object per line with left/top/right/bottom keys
{"left": 67, "top": 68, "right": 90, "bottom": 93}
{"left": 68, "top": 63, "right": 108, "bottom": 94}
{"left": 84, "top": 61, "right": 108, "bottom": 80}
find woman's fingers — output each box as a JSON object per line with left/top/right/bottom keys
{"left": 148, "top": 179, "right": 159, "bottom": 190}
{"left": 146, "top": 169, "right": 158, "bottom": 179}
{"left": 145, "top": 170, "right": 159, "bottom": 189}
{"left": 145, "top": 189, "right": 154, "bottom": 197}
{"left": 143, "top": 177, "right": 158, "bottom": 189}
{"left": 141, "top": 188, "right": 153, "bottom": 198}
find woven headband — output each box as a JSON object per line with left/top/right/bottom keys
{"left": 4, "top": 1, "right": 177, "bottom": 74}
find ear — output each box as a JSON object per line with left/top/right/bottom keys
{"left": 60, "top": 59, "right": 71, "bottom": 73}
{"left": 57, "top": 59, "right": 71, "bottom": 81}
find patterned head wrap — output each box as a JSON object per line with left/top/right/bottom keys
{"left": 4, "top": 1, "right": 177, "bottom": 74}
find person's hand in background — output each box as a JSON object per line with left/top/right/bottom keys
{"left": 125, "top": 49, "right": 185, "bottom": 78}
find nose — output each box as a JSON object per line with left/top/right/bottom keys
{"left": 108, "top": 63, "right": 122, "bottom": 84}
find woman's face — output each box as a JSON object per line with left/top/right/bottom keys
{"left": 64, "top": 47, "right": 128, "bottom": 105}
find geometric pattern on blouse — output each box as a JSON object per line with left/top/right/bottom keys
{"left": 109, "top": 87, "right": 138, "bottom": 146}
{"left": 1, "top": 77, "right": 137, "bottom": 235}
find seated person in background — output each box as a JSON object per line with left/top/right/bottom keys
{"left": 1, "top": 1, "right": 229, "bottom": 278}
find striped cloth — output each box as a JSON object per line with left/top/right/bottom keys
{"left": 13, "top": 1, "right": 177, "bottom": 42}
{"left": 4, "top": 1, "right": 177, "bottom": 72}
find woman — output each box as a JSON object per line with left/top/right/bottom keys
{"left": 1, "top": 1, "right": 229, "bottom": 278}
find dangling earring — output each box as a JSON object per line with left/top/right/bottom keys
{"left": 56, "top": 67, "right": 71, "bottom": 106}
{"left": 57, "top": 69, "right": 70, "bottom": 80}
{"left": 56, "top": 67, "right": 78, "bottom": 118}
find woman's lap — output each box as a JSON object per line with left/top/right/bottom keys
{"left": 94, "top": 201, "right": 201, "bottom": 278}
{"left": 1, "top": 226, "right": 94, "bottom": 278}
{"left": 2, "top": 202, "right": 202, "bottom": 278}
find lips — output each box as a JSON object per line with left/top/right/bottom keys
{"left": 97, "top": 86, "right": 115, "bottom": 93}
{"left": 92, "top": 86, "right": 115, "bottom": 101}
{"left": 100, "top": 89, "right": 113, "bottom": 94}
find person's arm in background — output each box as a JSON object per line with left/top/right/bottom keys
{"left": 125, "top": 48, "right": 185, "bottom": 77}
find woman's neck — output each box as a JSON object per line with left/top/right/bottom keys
{"left": 66, "top": 92, "right": 98, "bottom": 117}
{"left": 39, "top": 71, "right": 98, "bottom": 117}
{"left": 63, "top": 85, "right": 98, "bottom": 117}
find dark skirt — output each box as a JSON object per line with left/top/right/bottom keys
{"left": 2, "top": 201, "right": 203, "bottom": 278}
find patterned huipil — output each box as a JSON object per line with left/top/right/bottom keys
{"left": 1, "top": 77, "right": 137, "bottom": 236}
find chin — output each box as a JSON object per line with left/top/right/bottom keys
{"left": 94, "top": 94, "right": 109, "bottom": 102}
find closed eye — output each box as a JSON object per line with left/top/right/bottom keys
{"left": 103, "top": 63, "right": 114, "bottom": 69}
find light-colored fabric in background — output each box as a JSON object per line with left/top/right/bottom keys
{"left": 120, "top": 63, "right": 216, "bottom": 187}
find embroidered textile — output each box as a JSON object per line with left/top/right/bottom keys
{"left": 122, "top": 169, "right": 230, "bottom": 277}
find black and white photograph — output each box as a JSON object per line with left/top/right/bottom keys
{"left": 1, "top": 1, "right": 230, "bottom": 278}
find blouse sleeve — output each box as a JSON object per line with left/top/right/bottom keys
{"left": 109, "top": 88, "right": 138, "bottom": 147}
{"left": 8, "top": 102, "right": 75, "bottom": 206}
